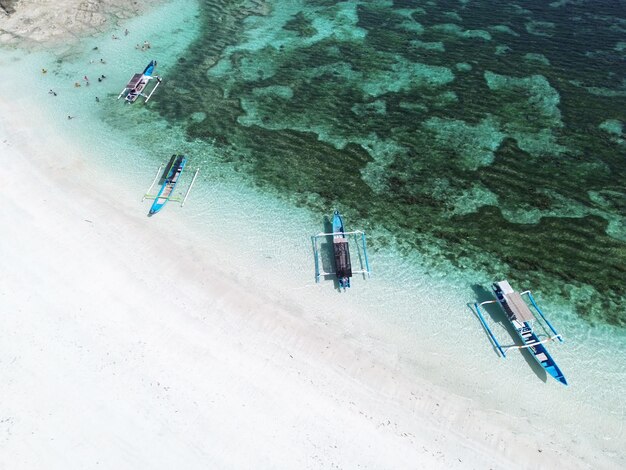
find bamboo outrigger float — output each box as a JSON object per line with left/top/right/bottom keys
{"left": 143, "top": 155, "right": 199, "bottom": 215}
{"left": 311, "top": 210, "right": 371, "bottom": 289}
{"left": 118, "top": 60, "right": 162, "bottom": 103}
{"left": 474, "top": 280, "right": 567, "bottom": 385}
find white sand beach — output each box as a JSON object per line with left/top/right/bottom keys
{"left": 0, "top": 89, "right": 497, "bottom": 470}
{"left": 0, "top": 1, "right": 623, "bottom": 469}
{"left": 0, "top": 87, "right": 581, "bottom": 470}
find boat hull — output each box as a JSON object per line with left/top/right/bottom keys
{"left": 513, "top": 323, "right": 568, "bottom": 385}
{"left": 143, "top": 60, "right": 157, "bottom": 76}
{"left": 149, "top": 155, "right": 186, "bottom": 215}
{"left": 332, "top": 211, "right": 344, "bottom": 235}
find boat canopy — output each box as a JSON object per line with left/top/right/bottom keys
{"left": 496, "top": 280, "right": 514, "bottom": 294}
{"left": 333, "top": 239, "right": 352, "bottom": 279}
{"left": 504, "top": 291, "right": 536, "bottom": 322}
{"left": 496, "top": 281, "right": 535, "bottom": 322}
{"left": 125, "top": 73, "right": 143, "bottom": 88}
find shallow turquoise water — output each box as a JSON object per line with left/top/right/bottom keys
{"left": 146, "top": 0, "right": 626, "bottom": 326}
{"left": 2, "top": 0, "right": 625, "bottom": 461}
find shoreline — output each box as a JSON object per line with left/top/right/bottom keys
{"left": 0, "top": 0, "right": 166, "bottom": 47}
{"left": 1, "top": 1, "right": 624, "bottom": 468}
{"left": 0, "top": 89, "right": 506, "bottom": 469}
{"left": 1, "top": 51, "right": 621, "bottom": 470}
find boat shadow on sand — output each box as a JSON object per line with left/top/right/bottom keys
{"left": 314, "top": 216, "right": 343, "bottom": 291}
{"left": 468, "top": 284, "right": 549, "bottom": 384}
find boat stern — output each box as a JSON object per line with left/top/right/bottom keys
{"left": 544, "top": 361, "right": 568, "bottom": 386}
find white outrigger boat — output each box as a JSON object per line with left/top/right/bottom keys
{"left": 474, "top": 280, "right": 567, "bottom": 385}
{"left": 117, "top": 60, "right": 162, "bottom": 103}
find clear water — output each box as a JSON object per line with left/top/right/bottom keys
{"left": 153, "top": 0, "right": 626, "bottom": 327}
{"left": 1, "top": 0, "right": 625, "bottom": 463}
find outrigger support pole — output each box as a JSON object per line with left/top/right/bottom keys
{"left": 360, "top": 232, "right": 371, "bottom": 277}
{"left": 521, "top": 290, "right": 563, "bottom": 343}
{"left": 144, "top": 76, "right": 162, "bottom": 103}
{"left": 181, "top": 168, "right": 200, "bottom": 207}
{"left": 142, "top": 164, "right": 163, "bottom": 201}
{"left": 502, "top": 335, "right": 562, "bottom": 352}
{"left": 311, "top": 236, "right": 321, "bottom": 282}
{"left": 314, "top": 230, "right": 365, "bottom": 238}
{"left": 474, "top": 301, "right": 507, "bottom": 357}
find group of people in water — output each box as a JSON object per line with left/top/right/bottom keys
{"left": 136, "top": 40, "right": 151, "bottom": 51}
{"left": 44, "top": 28, "right": 152, "bottom": 120}
{"left": 74, "top": 74, "right": 107, "bottom": 87}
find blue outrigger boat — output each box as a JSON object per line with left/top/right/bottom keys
{"left": 143, "top": 155, "right": 200, "bottom": 216}
{"left": 148, "top": 155, "right": 186, "bottom": 215}
{"left": 474, "top": 280, "right": 567, "bottom": 385}
{"left": 332, "top": 211, "right": 351, "bottom": 289}
{"left": 117, "top": 60, "right": 162, "bottom": 103}
{"left": 311, "top": 210, "right": 371, "bottom": 289}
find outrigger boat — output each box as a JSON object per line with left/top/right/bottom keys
{"left": 117, "top": 60, "right": 162, "bottom": 103}
{"left": 311, "top": 210, "right": 371, "bottom": 289}
{"left": 474, "top": 280, "right": 567, "bottom": 385}
{"left": 143, "top": 155, "right": 200, "bottom": 215}
{"left": 332, "top": 211, "right": 351, "bottom": 289}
